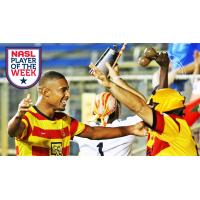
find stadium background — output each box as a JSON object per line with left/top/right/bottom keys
{"left": 0, "top": 43, "right": 199, "bottom": 155}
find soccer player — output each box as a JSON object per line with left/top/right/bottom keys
{"left": 90, "top": 52, "right": 198, "bottom": 156}
{"left": 153, "top": 50, "right": 200, "bottom": 126}
{"left": 74, "top": 92, "right": 144, "bottom": 156}
{"left": 8, "top": 71, "right": 147, "bottom": 156}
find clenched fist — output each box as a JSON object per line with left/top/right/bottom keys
{"left": 17, "top": 94, "right": 32, "bottom": 117}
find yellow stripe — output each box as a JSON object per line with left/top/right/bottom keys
{"left": 74, "top": 122, "right": 85, "bottom": 136}
{"left": 19, "top": 119, "right": 29, "bottom": 139}
{"left": 15, "top": 140, "right": 32, "bottom": 156}
{"left": 27, "top": 135, "right": 71, "bottom": 148}
{"left": 25, "top": 112, "right": 72, "bottom": 130}
{"left": 16, "top": 135, "right": 71, "bottom": 156}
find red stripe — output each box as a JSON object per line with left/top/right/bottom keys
{"left": 62, "top": 146, "right": 70, "bottom": 156}
{"left": 32, "top": 126, "right": 70, "bottom": 139}
{"left": 104, "top": 93, "right": 110, "bottom": 106}
{"left": 155, "top": 111, "right": 165, "bottom": 134}
{"left": 23, "top": 115, "right": 33, "bottom": 139}
{"left": 32, "top": 146, "right": 49, "bottom": 156}
{"left": 146, "top": 146, "right": 152, "bottom": 156}
{"left": 70, "top": 118, "right": 78, "bottom": 137}
{"left": 16, "top": 146, "right": 19, "bottom": 155}
{"left": 184, "top": 98, "right": 200, "bottom": 126}
{"left": 185, "top": 111, "right": 200, "bottom": 126}
{"left": 150, "top": 137, "right": 170, "bottom": 156}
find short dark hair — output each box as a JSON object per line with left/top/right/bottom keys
{"left": 39, "top": 71, "right": 66, "bottom": 86}
{"left": 108, "top": 100, "right": 121, "bottom": 122}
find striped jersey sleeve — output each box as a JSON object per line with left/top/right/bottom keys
{"left": 17, "top": 114, "right": 31, "bottom": 140}
{"left": 69, "top": 117, "right": 85, "bottom": 137}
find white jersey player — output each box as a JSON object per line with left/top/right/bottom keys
{"left": 74, "top": 92, "right": 143, "bottom": 156}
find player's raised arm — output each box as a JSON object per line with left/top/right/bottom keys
{"left": 89, "top": 64, "right": 154, "bottom": 126}
{"left": 155, "top": 52, "right": 170, "bottom": 89}
{"left": 8, "top": 94, "right": 32, "bottom": 137}
{"left": 105, "top": 63, "right": 146, "bottom": 102}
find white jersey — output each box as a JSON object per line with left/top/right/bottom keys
{"left": 74, "top": 115, "right": 142, "bottom": 156}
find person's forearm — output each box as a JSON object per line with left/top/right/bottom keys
{"left": 193, "top": 63, "right": 200, "bottom": 74}
{"left": 159, "top": 67, "right": 168, "bottom": 89}
{"left": 82, "top": 125, "right": 127, "bottom": 140}
{"left": 112, "top": 78, "right": 146, "bottom": 102}
{"left": 92, "top": 125, "right": 146, "bottom": 139}
{"left": 81, "top": 122, "right": 146, "bottom": 140}
{"left": 8, "top": 114, "right": 24, "bottom": 137}
{"left": 176, "top": 62, "right": 194, "bottom": 74}
{"left": 110, "top": 82, "right": 144, "bottom": 113}
{"left": 109, "top": 82, "right": 153, "bottom": 126}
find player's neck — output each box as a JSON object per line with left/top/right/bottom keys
{"left": 35, "top": 100, "right": 55, "bottom": 119}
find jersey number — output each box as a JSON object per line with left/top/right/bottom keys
{"left": 97, "top": 142, "right": 104, "bottom": 156}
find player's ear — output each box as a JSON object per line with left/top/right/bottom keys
{"left": 42, "top": 87, "right": 51, "bottom": 97}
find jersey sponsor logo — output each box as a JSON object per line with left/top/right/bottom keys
{"left": 51, "top": 142, "right": 62, "bottom": 156}
{"left": 6, "top": 47, "right": 42, "bottom": 89}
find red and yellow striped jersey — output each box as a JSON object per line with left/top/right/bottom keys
{"left": 147, "top": 110, "right": 198, "bottom": 156}
{"left": 15, "top": 106, "right": 85, "bottom": 156}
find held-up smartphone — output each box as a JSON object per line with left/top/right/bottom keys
{"left": 89, "top": 45, "right": 119, "bottom": 76}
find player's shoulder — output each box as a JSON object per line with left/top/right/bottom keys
{"left": 23, "top": 106, "right": 39, "bottom": 119}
